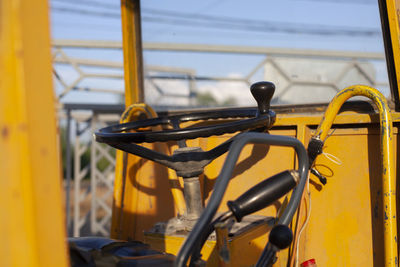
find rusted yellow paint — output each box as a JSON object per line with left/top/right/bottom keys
{"left": 115, "top": 104, "right": 400, "bottom": 266}
{"left": 296, "top": 132, "right": 385, "bottom": 266}
{"left": 311, "top": 85, "right": 397, "bottom": 267}
{"left": 0, "top": 0, "right": 68, "bottom": 266}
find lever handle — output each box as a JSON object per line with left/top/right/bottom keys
{"left": 250, "top": 81, "right": 275, "bottom": 115}
{"left": 227, "top": 170, "right": 298, "bottom": 222}
{"left": 269, "top": 224, "right": 293, "bottom": 250}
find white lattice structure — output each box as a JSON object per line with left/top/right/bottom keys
{"left": 54, "top": 40, "right": 389, "bottom": 237}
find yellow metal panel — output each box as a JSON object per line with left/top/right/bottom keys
{"left": 117, "top": 148, "right": 177, "bottom": 241}
{"left": 144, "top": 233, "right": 218, "bottom": 266}
{"left": 227, "top": 221, "right": 271, "bottom": 267}
{"left": 271, "top": 125, "right": 396, "bottom": 266}
{"left": 115, "top": 115, "right": 400, "bottom": 266}
{"left": 116, "top": 127, "right": 298, "bottom": 246}
{"left": 120, "top": 0, "right": 144, "bottom": 105}
{"left": 144, "top": 219, "right": 273, "bottom": 267}
{"left": 302, "top": 133, "right": 378, "bottom": 266}
{"left": 312, "top": 85, "right": 397, "bottom": 267}
{"left": 111, "top": 92, "right": 400, "bottom": 266}
{"left": 111, "top": 104, "right": 152, "bottom": 239}
{"left": 111, "top": 104, "right": 186, "bottom": 239}
{"left": 0, "top": 0, "right": 68, "bottom": 266}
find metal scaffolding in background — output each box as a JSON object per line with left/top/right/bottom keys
{"left": 62, "top": 104, "right": 123, "bottom": 236}
{"left": 54, "top": 40, "right": 389, "bottom": 237}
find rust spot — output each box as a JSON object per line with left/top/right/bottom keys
{"left": 385, "top": 211, "right": 389, "bottom": 220}
{"left": 12, "top": 190, "right": 20, "bottom": 199}
{"left": 16, "top": 49, "right": 24, "bottom": 58}
{"left": 40, "top": 147, "right": 48, "bottom": 156}
{"left": 1, "top": 126, "right": 9, "bottom": 139}
{"left": 18, "top": 123, "right": 27, "bottom": 131}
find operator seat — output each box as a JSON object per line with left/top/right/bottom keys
{"left": 68, "top": 237, "right": 174, "bottom": 267}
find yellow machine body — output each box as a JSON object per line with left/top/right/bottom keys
{"left": 0, "top": 0, "right": 69, "bottom": 266}
{"left": 111, "top": 107, "right": 400, "bottom": 266}
{"left": 4, "top": 0, "right": 400, "bottom": 266}
{"left": 109, "top": 1, "right": 400, "bottom": 265}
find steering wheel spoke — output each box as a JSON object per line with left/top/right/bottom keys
{"left": 108, "top": 134, "right": 240, "bottom": 177}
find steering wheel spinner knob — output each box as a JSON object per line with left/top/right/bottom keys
{"left": 250, "top": 81, "right": 275, "bottom": 115}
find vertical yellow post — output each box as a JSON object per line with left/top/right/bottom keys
{"left": 380, "top": 0, "right": 400, "bottom": 109}
{"left": 111, "top": 0, "right": 146, "bottom": 239}
{"left": 114, "top": 0, "right": 187, "bottom": 238}
{"left": 0, "top": 0, "right": 68, "bottom": 266}
{"left": 121, "top": 0, "right": 145, "bottom": 105}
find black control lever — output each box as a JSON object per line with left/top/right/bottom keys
{"left": 250, "top": 81, "right": 275, "bottom": 115}
{"left": 269, "top": 224, "right": 293, "bottom": 250}
{"left": 227, "top": 170, "right": 299, "bottom": 222}
{"left": 189, "top": 170, "right": 299, "bottom": 266}
{"left": 175, "top": 133, "right": 308, "bottom": 267}
{"left": 310, "top": 168, "right": 327, "bottom": 185}
{"left": 307, "top": 137, "right": 327, "bottom": 185}
{"left": 256, "top": 224, "right": 293, "bottom": 267}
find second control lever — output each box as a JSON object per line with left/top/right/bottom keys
{"left": 227, "top": 170, "right": 299, "bottom": 222}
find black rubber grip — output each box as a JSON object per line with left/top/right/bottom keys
{"left": 250, "top": 81, "right": 275, "bottom": 114}
{"left": 227, "top": 170, "right": 297, "bottom": 222}
{"left": 269, "top": 224, "right": 293, "bottom": 250}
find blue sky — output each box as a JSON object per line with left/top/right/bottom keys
{"left": 50, "top": 0, "right": 387, "bottom": 105}
{"left": 51, "top": 0, "right": 383, "bottom": 51}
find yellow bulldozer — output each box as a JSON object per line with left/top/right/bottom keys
{"left": 2, "top": 0, "right": 400, "bottom": 266}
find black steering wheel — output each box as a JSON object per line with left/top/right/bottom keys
{"left": 94, "top": 82, "right": 276, "bottom": 177}
{"left": 95, "top": 82, "right": 276, "bottom": 144}
{"left": 95, "top": 108, "right": 274, "bottom": 144}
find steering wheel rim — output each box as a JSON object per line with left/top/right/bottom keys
{"left": 95, "top": 108, "right": 276, "bottom": 144}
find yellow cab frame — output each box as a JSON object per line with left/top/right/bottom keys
{"left": 2, "top": 0, "right": 400, "bottom": 266}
